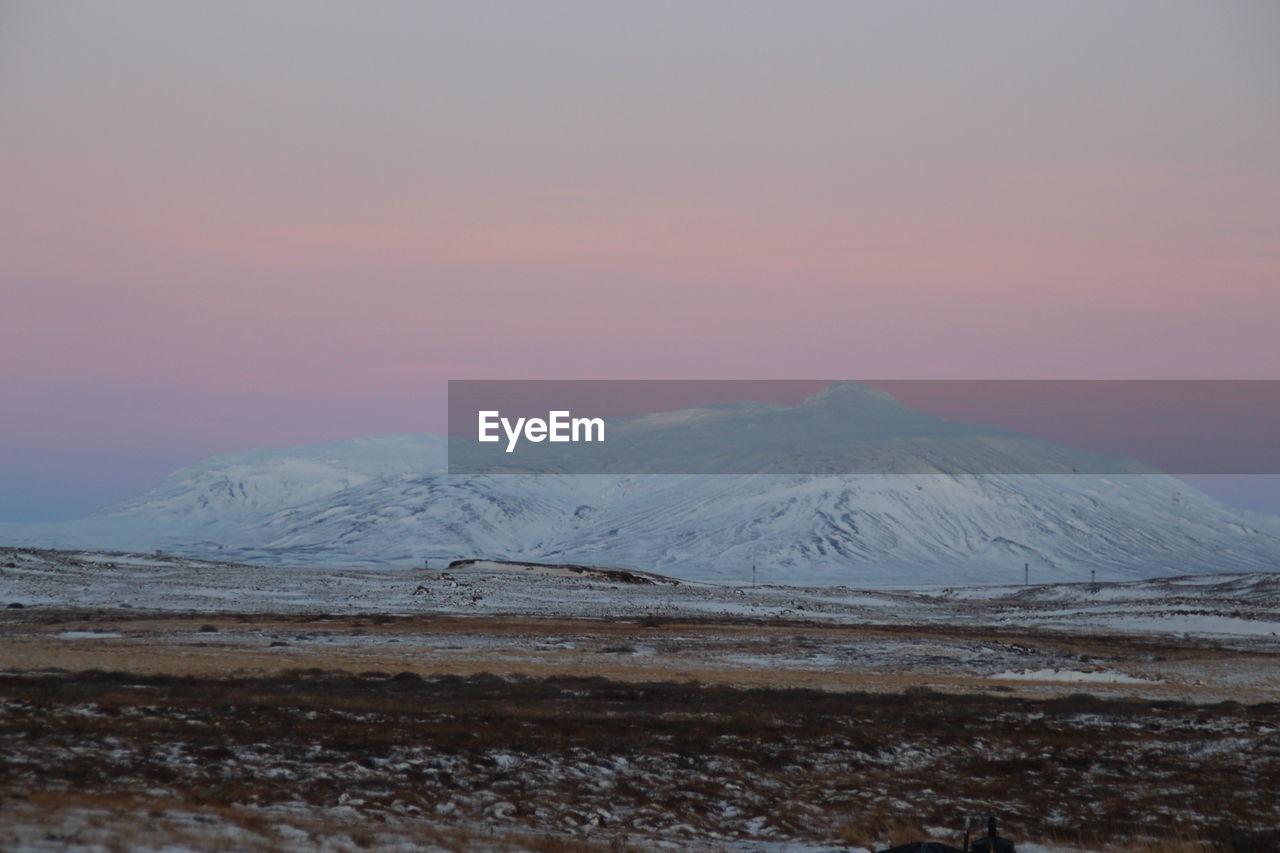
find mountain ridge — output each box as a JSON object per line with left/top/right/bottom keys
{"left": 3, "top": 385, "right": 1278, "bottom": 584}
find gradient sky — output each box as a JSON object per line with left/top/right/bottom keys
{"left": 2, "top": 1, "right": 1279, "bottom": 520}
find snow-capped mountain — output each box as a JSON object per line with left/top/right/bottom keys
{"left": 4, "top": 384, "right": 1279, "bottom": 585}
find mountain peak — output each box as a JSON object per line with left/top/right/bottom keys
{"left": 801, "top": 382, "right": 908, "bottom": 410}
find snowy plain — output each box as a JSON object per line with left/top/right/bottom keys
{"left": 5, "top": 548, "right": 1279, "bottom": 642}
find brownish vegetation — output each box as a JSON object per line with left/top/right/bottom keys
{"left": 2, "top": 608, "right": 1272, "bottom": 704}
{"left": 1, "top": 669, "right": 1278, "bottom": 851}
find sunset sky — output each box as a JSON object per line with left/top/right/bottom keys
{"left": 2, "top": 1, "right": 1278, "bottom": 520}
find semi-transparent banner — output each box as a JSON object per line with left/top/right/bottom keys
{"left": 447, "top": 380, "right": 1280, "bottom": 475}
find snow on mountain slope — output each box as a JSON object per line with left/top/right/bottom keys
{"left": 102, "top": 433, "right": 447, "bottom": 523}
{"left": 3, "top": 386, "right": 1279, "bottom": 584}
{"left": 0, "top": 434, "right": 447, "bottom": 560}
{"left": 163, "top": 470, "right": 1277, "bottom": 584}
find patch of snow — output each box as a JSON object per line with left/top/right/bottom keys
{"left": 988, "top": 668, "right": 1157, "bottom": 684}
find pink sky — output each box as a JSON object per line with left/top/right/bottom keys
{"left": 2, "top": 1, "right": 1278, "bottom": 519}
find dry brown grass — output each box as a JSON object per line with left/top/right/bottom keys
{"left": 1, "top": 670, "right": 1277, "bottom": 851}
{"left": 2, "top": 609, "right": 1272, "bottom": 702}
{"left": 836, "top": 811, "right": 933, "bottom": 849}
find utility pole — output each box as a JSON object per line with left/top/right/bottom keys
{"left": 1024, "top": 562, "right": 1029, "bottom": 586}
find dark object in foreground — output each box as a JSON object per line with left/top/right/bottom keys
{"left": 969, "top": 815, "right": 1016, "bottom": 853}
{"left": 878, "top": 814, "right": 1014, "bottom": 853}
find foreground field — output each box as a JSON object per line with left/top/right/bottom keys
{"left": 1, "top": 549, "right": 1279, "bottom": 851}
{"left": 1, "top": 670, "right": 1278, "bottom": 852}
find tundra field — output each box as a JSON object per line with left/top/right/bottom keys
{"left": 1, "top": 548, "right": 1279, "bottom": 852}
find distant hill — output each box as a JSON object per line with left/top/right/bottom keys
{"left": 3, "top": 384, "right": 1278, "bottom": 585}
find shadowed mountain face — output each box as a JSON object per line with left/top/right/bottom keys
{"left": 2, "top": 385, "right": 1278, "bottom": 584}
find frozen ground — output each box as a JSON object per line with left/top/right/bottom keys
{"left": 4, "top": 547, "right": 1279, "bottom": 702}
{"left": 2, "top": 547, "right": 1278, "bottom": 851}
{"left": 1, "top": 671, "right": 1275, "bottom": 853}
{"left": 4, "top": 547, "right": 1279, "bottom": 640}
